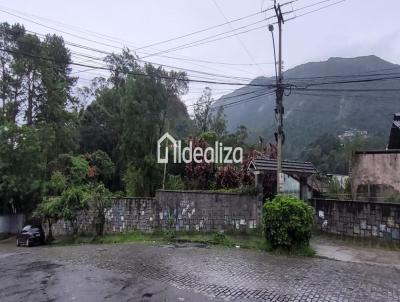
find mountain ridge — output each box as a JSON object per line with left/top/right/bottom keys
{"left": 214, "top": 55, "right": 400, "bottom": 158}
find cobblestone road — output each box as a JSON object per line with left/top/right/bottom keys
{"left": 1, "top": 242, "right": 400, "bottom": 301}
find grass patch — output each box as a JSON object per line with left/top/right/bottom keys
{"left": 50, "top": 230, "right": 315, "bottom": 257}
{"left": 52, "top": 231, "right": 166, "bottom": 246}
{"left": 264, "top": 243, "right": 316, "bottom": 257}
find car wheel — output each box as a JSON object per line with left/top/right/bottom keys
{"left": 26, "top": 239, "right": 31, "bottom": 247}
{"left": 16, "top": 239, "right": 20, "bottom": 247}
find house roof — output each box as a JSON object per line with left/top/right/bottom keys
{"left": 249, "top": 158, "right": 317, "bottom": 176}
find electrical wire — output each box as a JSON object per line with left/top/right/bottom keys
{"left": 1, "top": 7, "right": 273, "bottom": 78}
{"left": 0, "top": 47, "right": 277, "bottom": 88}
{"left": 211, "top": 0, "right": 266, "bottom": 75}
{"left": 212, "top": 89, "right": 276, "bottom": 110}
{"left": 285, "top": 0, "right": 347, "bottom": 22}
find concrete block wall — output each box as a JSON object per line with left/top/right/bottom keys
{"left": 50, "top": 197, "right": 156, "bottom": 236}
{"left": 104, "top": 198, "right": 157, "bottom": 233}
{"left": 156, "top": 190, "right": 262, "bottom": 232}
{"left": 311, "top": 198, "right": 400, "bottom": 241}
{"left": 49, "top": 191, "right": 261, "bottom": 236}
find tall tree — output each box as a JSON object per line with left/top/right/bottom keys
{"left": 0, "top": 23, "right": 25, "bottom": 123}
{"left": 193, "top": 87, "right": 213, "bottom": 133}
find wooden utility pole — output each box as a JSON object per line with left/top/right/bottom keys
{"left": 274, "top": 2, "right": 285, "bottom": 193}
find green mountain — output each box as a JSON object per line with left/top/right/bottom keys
{"left": 214, "top": 56, "right": 400, "bottom": 158}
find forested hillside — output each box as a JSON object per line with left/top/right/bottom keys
{"left": 214, "top": 56, "right": 400, "bottom": 158}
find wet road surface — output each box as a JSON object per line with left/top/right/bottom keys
{"left": 1, "top": 241, "right": 400, "bottom": 301}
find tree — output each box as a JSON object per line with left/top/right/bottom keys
{"left": 193, "top": 87, "right": 213, "bottom": 133}
{"left": 184, "top": 138, "right": 215, "bottom": 189}
{"left": 38, "top": 156, "right": 90, "bottom": 236}
{"left": 215, "top": 165, "right": 240, "bottom": 189}
{"left": 0, "top": 123, "right": 45, "bottom": 214}
{"left": 60, "top": 185, "right": 89, "bottom": 235}
{"left": 86, "top": 183, "right": 112, "bottom": 237}
{"left": 86, "top": 150, "right": 115, "bottom": 186}
{"left": 33, "top": 196, "right": 62, "bottom": 242}
{"left": 299, "top": 133, "right": 385, "bottom": 174}
{"left": 210, "top": 106, "right": 227, "bottom": 138}
{"left": 80, "top": 53, "right": 190, "bottom": 193}
{"left": 0, "top": 23, "right": 25, "bottom": 123}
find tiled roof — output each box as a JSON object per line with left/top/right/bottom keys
{"left": 249, "top": 158, "right": 317, "bottom": 176}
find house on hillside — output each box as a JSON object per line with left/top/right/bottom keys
{"left": 338, "top": 129, "right": 368, "bottom": 141}
{"left": 351, "top": 113, "right": 400, "bottom": 201}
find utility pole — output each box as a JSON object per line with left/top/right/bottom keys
{"left": 274, "top": 1, "right": 285, "bottom": 193}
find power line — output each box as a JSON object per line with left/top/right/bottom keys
{"left": 285, "top": 67, "right": 400, "bottom": 82}
{"left": 133, "top": 4, "right": 278, "bottom": 52}
{"left": 288, "top": 0, "right": 341, "bottom": 14}
{"left": 25, "top": 29, "right": 264, "bottom": 83}
{"left": 0, "top": 4, "right": 273, "bottom": 61}
{"left": 3, "top": 8, "right": 272, "bottom": 78}
{"left": 213, "top": 89, "right": 276, "bottom": 110}
{"left": 140, "top": 18, "right": 273, "bottom": 59}
{"left": 297, "top": 74, "right": 400, "bottom": 88}
{"left": 285, "top": 0, "right": 347, "bottom": 22}
{"left": 211, "top": 0, "right": 266, "bottom": 75}
{"left": 294, "top": 87, "right": 400, "bottom": 92}
{"left": 0, "top": 47, "right": 277, "bottom": 88}
{"left": 186, "top": 87, "right": 268, "bottom": 107}
{"left": 291, "top": 91, "right": 400, "bottom": 101}
{"left": 24, "top": 28, "right": 271, "bottom": 83}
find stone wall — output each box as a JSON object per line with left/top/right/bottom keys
{"left": 352, "top": 150, "right": 400, "bottom": 201}
{"left": 156, "top": 190, "right": 262, "bottom": 231}
{"left": 49, "top": 191, "right": 261, "bottom": 236}
{"left": 50, "top": 197, "right": 157, "bottom": 236}
{"left": 310, "top": 198, "right": 400, "bottom": 241}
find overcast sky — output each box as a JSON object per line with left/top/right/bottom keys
{"left": 1, "top": 0, "right": 399, "bottom": 106}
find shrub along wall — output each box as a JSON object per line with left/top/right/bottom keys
{"left": 49, "top": 190, "right": 262, "bottom": 236}
{"left": 310, "top": 198, "right": 400, "bottom": 241}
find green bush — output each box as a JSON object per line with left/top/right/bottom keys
{"left": 212, "top": 232, "right": 233, "bottom": 246}
{"left": 165, "top": 174, "right": 185, "bottom": 190}
{"left": 263, "top": 195, "right": 313, "bottom": 249}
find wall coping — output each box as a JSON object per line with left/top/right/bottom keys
{"left": 355, "top": 149, "right": 400, "bottom": 155}
{"left": 110, "top": 197, "right": 155, "bottom": 200}
{"left": 156, "top": 189, "right": 257, "bottom": 196}
{"left": 312, "top": 198, "right": 400, "bottom": 207}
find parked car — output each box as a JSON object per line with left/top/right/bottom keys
{"left": 16, "top": 225, "right": 45, "bottom": 247}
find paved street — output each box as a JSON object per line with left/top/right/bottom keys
{"left": 1, "top": 241, "right": 400, "bottom": 301}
